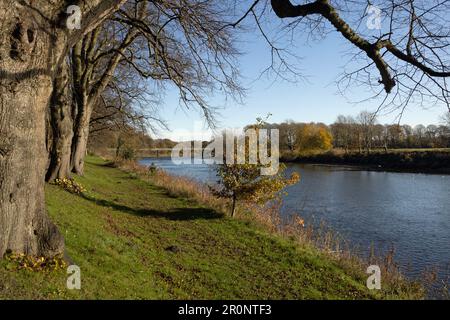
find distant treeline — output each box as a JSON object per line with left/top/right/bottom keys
{"left": 262, "top": 111, "right": 450, "bottom": 173}
{"left": 267, "top": 111, "right": 450, "bottom": 156}
{"left": 88, "top": 126, "right": 177, "bottom": 160}
{"left": 284, "top": 150, "right": 450, "bottom": 174}
{"left": 89, "top": 110, "right": 450, "bottom": 163}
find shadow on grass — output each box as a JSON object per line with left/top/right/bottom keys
{"left": 81, "top": 194, "right": 223, "bottom": 221}
{"left": 83, "top": 159, "right": 224, "bottom": 221}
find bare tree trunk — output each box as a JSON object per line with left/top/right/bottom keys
{"left": 71, "top": 100, "right": 92, "bottom": 175}
{"left": 0, "top": 2, "right": 64, "bottom": 256}
{"left": 46, "top": 61, "right": 74, "bottom": 182}
{"left": 116, "top": 136, "right": 124, "bottom": 160}
{"left": 0, "top": 0, "right": 126, "bottom": 257}
{"left": 69, "top": 22, "right": 140, "bottom": 176}
{"left": 231, "top": 196, "right": 237, "bottom": 218}
{"left": 365, "top": 140, "right": 371, "bottom": 155}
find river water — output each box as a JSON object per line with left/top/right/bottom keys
{"left": 140, "top": 158, "right": 450, "bottom": 286}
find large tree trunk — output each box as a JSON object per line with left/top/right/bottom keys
{"left": 0, "top": 1, "right": 64, "bottom": 256}
{"left": 0, "top": 0, "right": 126, "bottom": 257}
{"left": 46, "top": 61, "right": 74, "bottom": 182}
{"left": 69, "top": 22, "right": 139, "bottom": 176}
{"left": 71, "top": 100, "right": 92, "bottom": 176}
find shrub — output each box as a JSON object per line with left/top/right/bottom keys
{"left": 121, "top": 146, "right": 136, "bottom": 161}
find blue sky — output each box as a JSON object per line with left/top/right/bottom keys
{"left": 153, "top": 19, "right": 447, "bottom": 140}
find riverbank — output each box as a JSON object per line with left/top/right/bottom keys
{"left": 0, "top": 157, "right": 424, "bottom": 299}
{"left": 281, "top": 150, "right": 450, "bottom": 174}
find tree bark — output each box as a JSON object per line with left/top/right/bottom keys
{"left": 0, "top": 0, "right": 126, "bottom": 257}
{"left": 0, "top": 1, "right": 65, "bottom": 256}
{"left": 46, "top": 61, "right": 74, "bottom": 182}
{"left": 69, "top": 23, "right": 139, "bottom": 175}
{"left": 71, "top": 100, "right": 92, "bottom": 175}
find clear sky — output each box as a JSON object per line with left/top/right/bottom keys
{"left": 152, "top": 19, "right": 447, "bottom": 141}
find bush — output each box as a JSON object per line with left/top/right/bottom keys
{"left": 121, "top": 146, "right": 136, "bottom": 160}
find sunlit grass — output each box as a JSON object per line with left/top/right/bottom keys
{"left": 0, "top": 156, "right": 424, "bottom": 299}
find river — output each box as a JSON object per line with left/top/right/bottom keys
{"left": 140, "top": 157, "right": 450, "bottom": 287}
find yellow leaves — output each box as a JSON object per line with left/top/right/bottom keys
{"left": 3, "top": 250, "right": 67, "bottom": 272}
{"left": 297, "top": 123, "right": 333, "bottom": 152}
{"left": 211, "top": 116, "right": 302, "bottom": 216}
{"left": 53, "top": 178, "right": 86, "bottom": 195}
{"left": 212, "top": 162, "right": 301, "bottom": 214}
{"left": 294, "top": 216, "right": 305, "bottom": 228}
{"left": 318, "top": 127, "right": 333, "bottom": 150}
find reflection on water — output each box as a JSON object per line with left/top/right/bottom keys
{"left": 140, "top": 157, "right": 450, "bottom": 284}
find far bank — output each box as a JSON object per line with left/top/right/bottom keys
{"left": 281, "top": 149, "right": 450, "bottom": 175}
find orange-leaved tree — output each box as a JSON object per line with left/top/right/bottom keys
{"left": 212, "top": 163, "right": 299, "bottom": 217}
{"left": 211, "top": 117, "right": 299, "bottom": 217}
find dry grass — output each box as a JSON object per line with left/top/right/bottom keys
{"left": 245, "top": 200, "right": 425, "bottom": 296}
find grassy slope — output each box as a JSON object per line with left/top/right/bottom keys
{"left": 0, "top": 157, "right": 413, "bottom": 300}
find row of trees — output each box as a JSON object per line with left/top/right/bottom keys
{"left": 0, "top": 0, "right": 242, "bottom": 257}
{"left": 47, "top": 0, "right": 242, "bottom": 181}
{"left": 274, "top": 111, "right": 450, "bottom": 155}
{"left": 331, "top": 112, "right": 450, "bottom": 153}
{"left": 2, "top": 0, "right": 450, "bottom": 258}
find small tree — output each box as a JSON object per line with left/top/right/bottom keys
{"left": 211, "top": 114, "right": 300, "bottom": 217}
{"left": 211, "top": 116, "right": 299, "bottom": 217}
{"left": 121, "top": 146, "right": 137, "bottom": 161}
{"left": 212, "top": 163, "right": 299, "bottom": 217}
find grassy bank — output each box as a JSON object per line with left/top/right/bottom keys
{"left": 0, "top": 157, "right": 423, "bottom": 299}
{"left": 282, "top": 149, "right": 450, "bottom": 174}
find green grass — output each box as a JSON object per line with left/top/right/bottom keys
{"left": 0, "top": 157, "right": 421, "bottom": 299}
